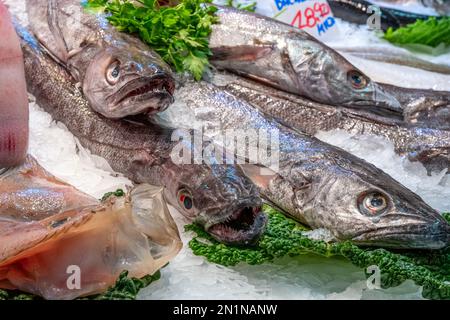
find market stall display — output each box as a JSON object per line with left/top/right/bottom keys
{"left": 1, "top": 0, "right": 449, "bottom": 300}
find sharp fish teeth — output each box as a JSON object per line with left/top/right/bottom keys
{"left": 122, "top": 81, "right": 169, "bottom": 101}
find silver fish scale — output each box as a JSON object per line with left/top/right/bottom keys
{"left": 212, "top": 6, "right": 317, "bottom": 44}
{"left": 220, "top": 78, "right": 450, "bottom": 173}
{"left": 175, "top": 81, "right": 327, "bottom": 163}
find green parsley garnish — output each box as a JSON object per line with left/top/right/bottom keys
{"left": 383, "top": 17, "right": 450, "bottom": 48}
{"left": 101, "top": 188, "right": 125, "bottom": 201}
{"left": 84, "top": 0, "right": 219, "bottom": 80}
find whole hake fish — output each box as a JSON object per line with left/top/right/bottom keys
{"left": 26, "top": 0, "right": 175, "bottom": 119}
{"left": 157, "top": 78, "right": 450, "bottom": 249}
{"left": 216, "top": 75, "right": 450, "bottom": 174}
{"left": 209, "top": 6, "right": 402, "bottom": 117}
{"left": 20, "top": 28, "right": 266, "bottom": 246}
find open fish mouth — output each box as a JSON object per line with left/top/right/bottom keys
{"left": 207, "top": 206, "right": 267, "bottom": 246}
{"left": 114, "top": 75, "right": 175, "bottom": 114}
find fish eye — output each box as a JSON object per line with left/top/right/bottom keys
{"left": 358, "top": 191, "right": 389, "bottom": 216}
{"left": 178, "top": 189, "right": 194, "bottom": 211}
{"left": 348, "top": 70, "right": 368, "bottom": 90}
{"left": 106, "top": 61, "right": 121, "bottom": 85}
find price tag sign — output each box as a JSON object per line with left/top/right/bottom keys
{"left": 270, "top": 0, "right": 340, "bottom": 40}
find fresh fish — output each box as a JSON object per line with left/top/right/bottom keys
{"left": 26, "top": 0, "right": 175, "bottom": 119}
{"left": 215, "top": 74, "right": 450, "bottom": 174}
{"left": 0, "top": 155, "right": 182, "bottom": 300}
{"left": 157, "top": 78, "right": 450, "bottom": 249}
{"left": 20, "top": 29, "right": 266, "bottom": 246}
{"left": 335, "top": 45, "right": 450, "bottom": 75}
{"left": 328, "top": 0, "right": 437, "bottom": 31}
{"left": 0, "top": 3, "right": 28, "bottom": 167}
{"left": 209, "top": 6, "right": 402, "bottom": 117}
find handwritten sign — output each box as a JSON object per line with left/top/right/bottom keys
{"left": 270, "top": 0, "right": 339, "bottom": 40}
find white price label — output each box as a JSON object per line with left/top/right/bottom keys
{"left": 270, "top": 0, "right": 340, "bottom": 40}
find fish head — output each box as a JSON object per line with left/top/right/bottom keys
{"left": 288, "top": 39, "right": 401, "bottom": 116}
{"left": 300, "top": 157, "right": 450, "bottom": 249}
{"left": 83, "top": 45, "right": 175, "bottom": 119}
{"left": 165, "top": 164, "right": 267, "bottom": 246}
{"left": 243, "top": 155, "right": 449, "bottom": 249}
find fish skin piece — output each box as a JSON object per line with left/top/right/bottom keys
{"left": 157, "top": 77, "right": 450, "bottom": 250}
{"left": 0, "top": 154, "right": 99, "bottom": 223}
{"left": 208, "top": 6, "right": 403, "bottom": 117}
{"left": 26, "top": 0, "right": 175, "bottom": 119}
{"left": 327, "top": 0, "right": 437, "bottom": 31}
{"left": 217, "top": 74, "right": 450, "bottom": 174}
{"left": 0, "top": 155, "right": 182, "bottom": 300}
{"left": 0, "top": 3, "right": 28, "bottom": 168}
{"left": 20, "top": 29, "right": 267, "bottom": 247}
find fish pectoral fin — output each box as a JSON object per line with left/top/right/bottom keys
{"left": 47, "top": 0, "right": 70, "bottom": 63}
{"left": 239, "top": 164, "right": 278, "bottom": 189}
{"left": 211, "top": 44, "right": 274, "bottom": 62}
